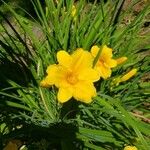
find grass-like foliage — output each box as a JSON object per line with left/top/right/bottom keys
{"left": 0, "top": 0, "right": 150, "bottom": 149}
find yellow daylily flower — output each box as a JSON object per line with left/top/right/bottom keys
{"left": 124, "top": 146, "right": 138, "bottom": 150}
{"left": 120, "top": 69, "right": 137, "bottom": 82}
{"left": 116, "top": 57, "right": 127, "bottom": 65}
{"left": 91, "top": 45, "right": 117, "bottom": 79}
{"left": 41, "top": 49, "right": 100, "bottom": 103}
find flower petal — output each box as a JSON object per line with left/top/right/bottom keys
{"left": 91, "top": 45, "right": 99, "bottom": 57}
{"left": 57, "top": 88, "right": 73, "bottom": 103}
{"left": 72, "top": 48, "right": 93, "bottom": 71}
{"left": 57, "top": 51, "right": 72, "bottom": 68}
{"left": 101, "top": 45, "right": 113, "bottom": 59}
{"left": 73, "top": 82, "right": 96, "bottom": 103}
{"left": 78, "top": 68, "right": 100, "bottom": 82}
{"left": 40, "top": 78, "right": 51, "bottom": 88}
{"left": 46, "top": 64, "right": 69, "bottom": 87}
{"left": 46, "top": 64, "right": 58, "bottom": 74}
{"left": 105, "top": 59, "right": 117, "bottom": 68}
{"left": 45, "top": 64, "right": 59, "bottom": 85}
{"left": 95, "top": 63, "right": 111, "bottom": 79}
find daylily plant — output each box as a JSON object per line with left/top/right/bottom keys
{"left": 41, "top": 45, "right": 135, "bottom": 103}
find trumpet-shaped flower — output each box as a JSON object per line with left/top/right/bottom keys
{"left": 91, "top": 45, "right": 117, "bottom": 79}
{"left": 124, "top": 146, "right": 138, "bottom": 150}
{"left": 41, "top": 48, "right": 100, "bottom": 103}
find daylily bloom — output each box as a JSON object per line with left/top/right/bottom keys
{"left": 116, "top": 57, "right": 127, "bottom": 65}
{"left": 91, "top": 45, "right": 117, "bottom": 79}
{"left": 41, "top": 49, "right": 99, "bottom": 103}
{"left": 124, "top": 146, "right": 138, "bottom": 150}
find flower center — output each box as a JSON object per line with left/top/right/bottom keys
{"left": 66, "top": 72, "right": 78, "bottom": 85}
{"left": 99, "top": 58, "right": 105, "bottom": 64}
{"left": 99, "top": 58, "right": 108, "bottom": 67}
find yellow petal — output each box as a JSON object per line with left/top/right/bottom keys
{"left": 91, "top": 45, "right": 99, "bottom": 57}
{"left": 101, "top": 45, "right": 113, "bottom": 59}
{"left": 79, "top": 68, "right": 100, "bottom": 82}
{"left": 73, "top": 82, "right": 96, "bottom": 103}
{"left": 57, "top": 50, "right": 72, "bottom": 68}
{"left": 91, "top": 45, "right": 115, "bottom": 69}
{"left": 95, "top": 64, "right": 111, "bottom": 79}
{"left": 46, "top": 65, "right": 69, "bottom": 87}
{"left": 45, "top": 64, "right": 60, "bottom": 85}
{"left": 124, "top": 146, "right": 138, "bottom": 150}
{"left": 40, "top": 78, "right": 51, "bottom": 88}
{"left": 46, "top": 64, "right": 58, "bottom": 74}
{"left": 120, "top": 69, "right": 137, "bottom": 82}
{"left": 116, "top": 57, "right": 127, "bottom": 65}
{"left": 105, "top": 59, "right": 117, "bottom": 68}
{"left": 57, "top": 88, "right": 73, "bottom": 103}
{"left": 72, "top": 48, "right": 93, "bottom": 71}
{"left": 41, "top": 64, "right": 60, "bottom": 87}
